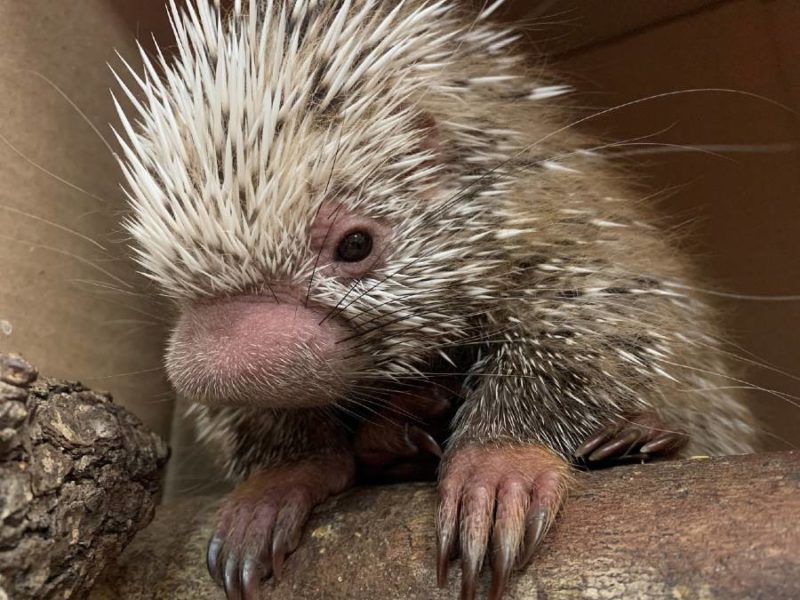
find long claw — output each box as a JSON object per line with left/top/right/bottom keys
{"left": 241, "top": 557, "right": 264, "bottom": 600}
{"left": 579, "top": 412, "right": 690, "bottom": 466}
{"left": 488, "top": 538, "right": 514, "bottom": 600}
{"left": 271, "top": 495, "right": 310, "bottom": 582}
{"left": 459, "top": 487, "right": 494, "bottom": 600}
{"left": 207, "top": 534, "right": 224, "bottom": 583}
{"left": 518, "top": 509, "right": 548, "bottom": 568}
{"left": 436, "top": 495, "right": 458, "bottom": 587}
{"left": 407, "top": 425, "right": 443, "bottom": 458}
{"left": 223, "top": 554, "right": 242, "bottom": 600}
{"left": 588, "top": 428, "right": 641, "bottom": 462}
{"left": 436, "top": 534, "right": 453, "bottom": 586}
{"left": 208, "top": 458, "right": 353, "bottom": 598}
{"left": 489, "top": 482, "right": 527, "bottom": 600}
{"left": 573, "top": 424, "right": 616, "bottom": 458}
{"left": 272, "top": 533, "right": 288, "bottom": 581}
{"left": 640, "top": 432, "right": 687, "bottom": 455}
{"left": 460, "top": 563, "right": 479, "bottom": 600}
{"left": 438, "top": 445, "right": 568, "bottom": 600}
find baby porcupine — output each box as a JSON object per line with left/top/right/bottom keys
{"left": 113, "top": 0, "right": 757, "bottom": 598}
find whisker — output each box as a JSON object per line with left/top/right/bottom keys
{"left": 0, "top": 204, "right": 107, "bottom": 251}
{"left": 21, "top": 68, "right": 116, "bottom": 155}
{"left": 91, "top": 365, "right": 166, "bottom": 380}
{"left": 601, "top": 141, "right": 799, "bottom": 159}
{"left": 654, "top": 358, "right": 800, "bottom": 410}
{"left": 0, "top": 132, "right": 111, "bottom": 204}
{"left": 0, "top": 233, "right": 133, "bottom": 289}
{"left": 664, "top": 281, "right": 800, "bottom": 302}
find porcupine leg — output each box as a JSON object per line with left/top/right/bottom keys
{"left": 437, "top": 443, "right": 570, "bottom": 600}
{"left": 434, "top": 347, "right": 584, "bottom": 600}
{"left": 574, "top": 411, "right": 689, "bottom": 464}
{"left": 435, "top": 414, "right": 687, "bottom": 599}
{"left": 434, "top": 332, "right": 681, "bottom": 599}
{"left": 207, "top": 455, "right": 354, "bottom": 599}
{"left": 201, "top": 410, "right": 354, "bottom": 600}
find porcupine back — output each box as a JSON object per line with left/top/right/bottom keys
{"left": 113, "top": 0, "right": 756, "bottom": 477}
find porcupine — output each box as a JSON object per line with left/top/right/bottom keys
{"left": 112, "top": 0, "right": 757, "bottom": 598}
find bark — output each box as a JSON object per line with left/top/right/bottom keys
{"left": 91, "top": 451, "right": 799, "bottom": 600}
{"left": 0, "top": 354, "right": 169, "bottom": 600}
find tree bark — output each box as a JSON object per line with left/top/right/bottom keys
{"left": 91, "top": 450, "right": 799, "bottom": 600}
{"left": 0, "top": 354, "right": 169, "bottom": 600}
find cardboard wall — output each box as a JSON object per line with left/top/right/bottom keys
{"left": 549, "top": 0, "right": 800, "bottom": 449}
{"left": 0, "top": 1, "right": 173, "bottom": 438}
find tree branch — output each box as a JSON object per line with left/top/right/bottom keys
{"left": 91, "top": 451, "right": 799, "bottom": 599}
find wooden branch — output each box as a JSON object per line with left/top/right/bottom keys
{"left": 0, "top": 355, "right": 169, "bottom": 600}
{"left": 91, "top": 451, "right": 799, "bottom": 600}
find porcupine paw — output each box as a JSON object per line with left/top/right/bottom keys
{"left": 436, "top": 444, "right": 570, "bottom": 600}
{"left": 353, "top": 381, "right": 455, "bottom": 482}
{"left": 573, "top": 411, "right": 689, "bottom": 464}
{"left": 206, "top": 456, "right": 354, "bottom": 600}
{"left": 354, "top": 419, "right": 443, "bottom": 481}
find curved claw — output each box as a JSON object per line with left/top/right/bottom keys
{"left": 588, "top": 428, "right": 642, "bottom": 462}
{"left": 459, "top": 486, "right": 494, "bottom": 600}
{"left": 241, "top": 557, "right": 264, "bottom": 599}
{"left": 207, "top": 533, "right": 225, "bottom": 583}
{"left": 436, "top": 488, "right": 459, "bottom": 587}
{"left": 407, "top": 425, "right": 443, "bottom": 458}
{"left": 577, "top": 413, "right": 690, "bottom": 465}
{"left": 640, "top": 431, "right": 688, "bottom": 455}
{"left": 436, "top": 533, "right": 454, "bottom": 587}
{"left": 207, "top": 456, "right": 354, "bottom": 600}
{"left": 573, "top": 424, "right": 618, "bottom": 458}
{"left": 488, "top": 545, "right": 513, "bottom": 600}
{"left": 517, "top": 509, "right": 548, "bottom": 569}
{"left": 460, "top": 565, "right": 479, "bottom": 600}
{"left": 272, "top": 532, "right": 288, "bottom": 581}
{"left": 489, "top": 483, "right": 528, "bottom": 600}
{"left": 223, "top": 554, "right": 242, "bottom": 600}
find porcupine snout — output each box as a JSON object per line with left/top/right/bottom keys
{"left": 165, "top": 296, "right": 355, "bottom": 408}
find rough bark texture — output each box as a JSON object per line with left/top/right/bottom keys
{"left": 91, "top": 451, "right": 799, "bottom": 600}
{"left": 0, "top": 354, "right": 169, "bottom": 600}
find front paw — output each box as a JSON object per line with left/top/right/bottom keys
{"left": 437, "top": 444, "right": 570, "bottom": 600}
{"left": 207, "top": 455, "right": 354, "bottom": 600}
{"left": 353, "top": 381, "right": 455, "bottom": 483}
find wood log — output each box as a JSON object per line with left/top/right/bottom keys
{"left": 91, "top": 451, "right": 799, "bottom": 600}
{"left": 0, "top": 354, "right": 169, "bottom": 600}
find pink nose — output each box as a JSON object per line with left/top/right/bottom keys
{"left": 166, "top": 297, "right": 353, "bottom": 408}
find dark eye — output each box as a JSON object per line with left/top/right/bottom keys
{"left": 335, "top": 230, "right": 373, "bottom": 262}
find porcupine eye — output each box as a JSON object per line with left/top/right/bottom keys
{"left": 335, "top": 231, "right": 373, "bottom": 262}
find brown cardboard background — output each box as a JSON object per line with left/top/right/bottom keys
{"left": 0, "top": 0, "right": 173, "bottom": 437}
{"left": 493, "top": 0, "right": 723, "bottom": 54}
{"left": 554, "top": 0, "right": 800, "bottom": 449}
